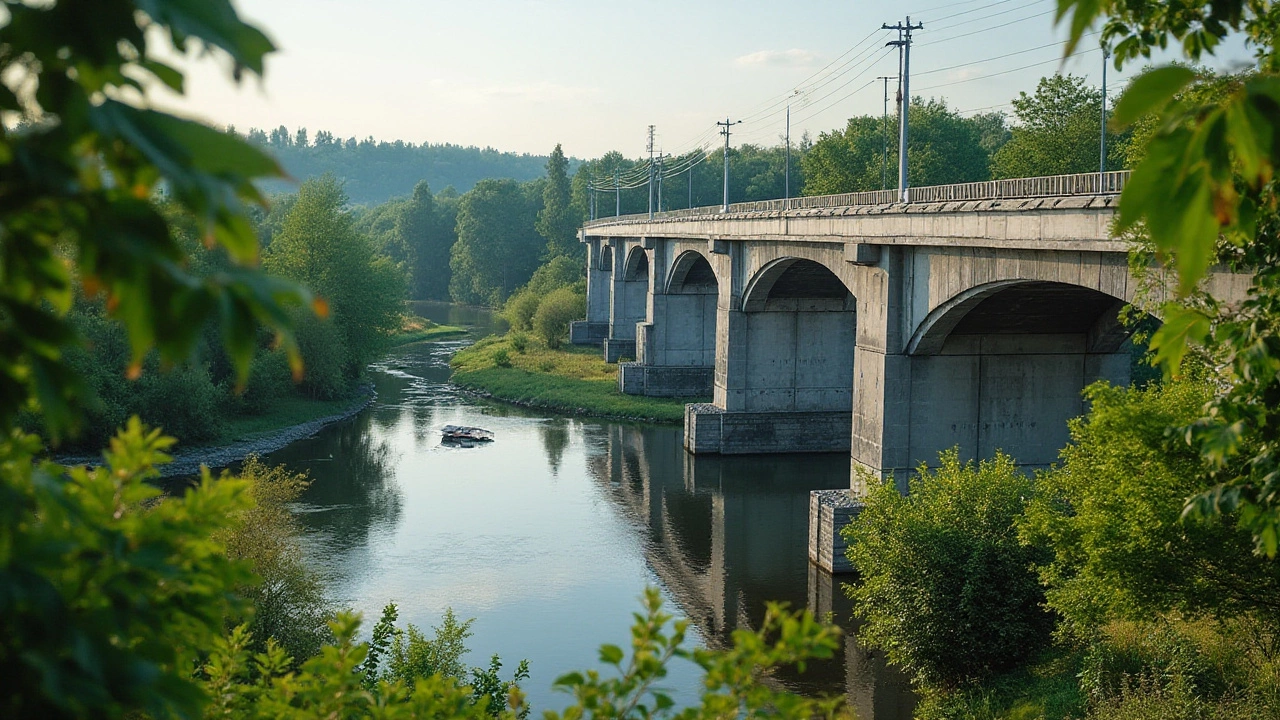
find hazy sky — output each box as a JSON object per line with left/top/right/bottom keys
{"left": 169, "top": 0, "right": 1256, "bottom": 160}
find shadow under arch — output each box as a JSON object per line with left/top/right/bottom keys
{"left": 623, "top": 245, "right": 649, "bottom": 282}
{"left": 665, "top": 250, "right": 719, "bottom": 295}
{"left": 736, "top": 258, "right": 856, "bottom": 413}
{"left": 901, "top": 279, "right": 1153, "bottom": 470}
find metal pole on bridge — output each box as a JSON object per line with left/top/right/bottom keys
{"left": 717, "top": 117, "right": 741, "bottom": 213}
{"left": 1100, "top": 45, "right": 1109, "bottom": 185}
{"left": 884, "top": 16, "right": 921, "bottom": 203}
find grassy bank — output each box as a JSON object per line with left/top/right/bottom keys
{"left": 450, "top": 334, "right": 696, "bottom": 423}
{"left": 388, "top": 314, "right": 468, "bottom": 346}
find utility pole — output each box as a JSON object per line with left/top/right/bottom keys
{"left": 1100, "top": 46, "right": 1109, "bottom": 182}
{"left": 878, "top": 76, "right": 893, "bottom": 191}
{"left": 588, "top": 182, "right": 595, "bottom": 220}
{"left": 884, "top": 16, "right": 922, "bottom": 202}
{"left": 614, "top": 169, "right": 620, "bottom": 217}
{"left": 647, "top": 125, "right": 656, "bottom": 219}
{"left": 688, "top": 160, "right": 694, "bottom": 209}
{"left": 717, "top": 117, "right": 741, "bottom": 212}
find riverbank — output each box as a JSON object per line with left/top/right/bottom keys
{"left": 450, "top": 335, "right": 694, "bottom": 423}
{"left": 388, "top": 317, "right": 468, "bottom": 346}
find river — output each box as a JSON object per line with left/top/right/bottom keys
{"left": 259, "top": 302, "right": 915, "bottom": 718}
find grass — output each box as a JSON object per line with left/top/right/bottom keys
{"left": 450, "top": 334, "right": 696, "bottom": 423}
{"left": 387, "top": 313, "right": 468, "bottom": 346}
{"left": 214, "top": 394, "right": 369, "bottom": 445}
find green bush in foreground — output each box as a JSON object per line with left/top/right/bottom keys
{"left": 844, "top": 450, "right": 1053, "bottom": 690}
{"left": 533, "top": 286, "right": 586, "bottom": 349}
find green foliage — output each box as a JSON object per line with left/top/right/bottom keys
{"left": 0, "top": 0, "right": 311, "bottom": 440}
{"left": 502, "top": 291, "right": 543, "bottom": 332}
{"left": 803, "top": 98, "right": 992, "bottom": 195}
{"left": 533, "top": 286, "right": 586, "bottom": 349}
{"left": 450, "top": 178, "right": 543, "bottom": 306}
{"left": 399, "top": 181, "right": 459, "bottom": 300}
{"left": 1057, "top": 0, "right": 1280, "bottom": 554}
{"left": 264, "top": 174, "right": 407, "bottom": 379}
{"left": 292, "top": 310, "right": 350, "bottom": 400}
{"left": 1022, "top": 379, "right": 1280, "bottom": 635}
{"left": 0, "top": 420, "right": 254, "bottom": 719}
{"left": 492, "top": 348, "right": 512, "bottom": 368}
{"left": 537, "top": 144, "right": 580, "bottom": 259}
{"left": 542, "top": 587, "right": 848, "bottom": 720}
{"left": 991, "top": 74, "right": 1126, "bottom": 179}
{"left": 134, "top": 361, "right": 225, "bottom": 443}
{"left": 216, "top": 457, "right": 336, "bottom": 664}
{"left": 844, "top": 450, "right": 1053, "bottom": 689}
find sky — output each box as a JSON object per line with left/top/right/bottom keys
{"left": 167, "top": 0, "right": 1258, "bottom": 161}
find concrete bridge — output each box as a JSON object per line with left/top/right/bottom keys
{"left": 572, "top": 171, "right": 1251, "bottom": 480}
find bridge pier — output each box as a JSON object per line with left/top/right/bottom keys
{"left": 569, "top": 237, "right": 611, "bottom": 346}
{"left": 603, "top": 241, "right": 647, "bottom": 362}
{"left": 618, "top": 245, "right": 719, "bottom": 398}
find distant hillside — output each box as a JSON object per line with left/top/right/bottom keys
{"left": 239, "top": 127, "right": 571, "bottom": 204}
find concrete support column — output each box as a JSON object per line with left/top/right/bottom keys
{"left": 571, "top": 236, "right": 612, "bottom": 346}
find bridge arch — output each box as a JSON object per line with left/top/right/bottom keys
{"left": 623, "top": 246, "right": 649, "bottom": 281}
{"left": 902, "top": 279, "right": 1142, "bottom": 470}
{"left": 598, "top": 244, "right": 613, "bottom": 272}
{"left": 656, "top": 250, "right": 718, "bottom": 370}
{"left": 665, "top": 250, "right": 719, "bottom": 294}
{"left": 738, "top": 258, "right": 856, "bottom": 413}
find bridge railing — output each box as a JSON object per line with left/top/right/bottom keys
{"left": 585, "top": 170, "right": 1130, "bottom": 227}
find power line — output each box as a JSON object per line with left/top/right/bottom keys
{"left": 914, "top": 46, "right": 1100, "bottom": 92}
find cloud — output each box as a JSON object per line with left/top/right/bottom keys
{"left": 735, "top": 48, "right": 817, "bottom": 68}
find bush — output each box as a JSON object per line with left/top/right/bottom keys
{"left": 502, "top": 290, "right": 542, "bottom": 332}
{"left": 233, "top": 349, "right": 295, "bottom": 415}
{"left": 844, "top": 450, "right": 1053, "bottom": 689}
{"left": 216, "top": 457, "right": 336, "bottom": 664}
{"left": 1021, "top": 379, "right": 1280, "bottom": 636}
{"left": 132, "top": 362, "right": 225, "bottom": 443}
{"left": 532, "top": 286, "right": 585, "bottom": 349}
{"left": 492, "top": 348, "right": 512, "bottom": 368}
{"left": 509, "top": 332, "right": 528, "bottom": 353}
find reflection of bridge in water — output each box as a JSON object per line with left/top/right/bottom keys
{"left": 584, "top": 424, "right": 915, "bottom": 719}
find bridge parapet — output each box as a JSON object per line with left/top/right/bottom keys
{"left": 585, "top": 171, "right": 1129, "bottom": 228}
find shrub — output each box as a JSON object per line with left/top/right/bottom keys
{"left": 844, "top": 450, "right": 1053, "bottom": 689}
{"left": 1021, "top": 378, "right": 1280, "bottom": 636}
{"left": 509, "top": 332, "right": 529, "bottom": 353}
{"left": 294, "top": 312, "right": 350, "bottom": 400}
{"left": 492, "top": 348, "right": 512, "bottom": 368}
{"left": 234, "top": 349, "right": 295, "bottom": 415}
{"left": 132, "top": 362, "right": 225, "bottom": 443}
{"left": 502, "top": 290, "right": 542, "bottom": 332}
{"left": 216, "top": 457, "right": 336, "bottom": 664}
{"left": 532, "top": 286, "right": 585, "bottom": 349}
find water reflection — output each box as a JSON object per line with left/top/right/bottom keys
{"left": 584, "top": 425, "right": 917, "bottom": 717}
{"left": 272, "top": 414, "right": 402, "bottom": 555}
{"left": 261, "top": 306, "right": 914, "bottom": 716}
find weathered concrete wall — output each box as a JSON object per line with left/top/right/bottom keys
{"left": 743, "top": 307, "right": 856, "bottom": 412}
{"left": 685, "top": 404, "right": 852, "bottom": 454}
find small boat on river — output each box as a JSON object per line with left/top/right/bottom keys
{"left": 441, "top": 425, "right": 494, "bottom": 444}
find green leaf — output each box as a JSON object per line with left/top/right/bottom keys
{"left": 141, "top": 59, "right": 184, "bottom": 93}
{"left": 1111, "top": 66, "right": 1197, "bottom": 128}
{"left": 1149, "top": 304, "right": 1211, "bottom": 376}
{"left": 135, "top": 0, "right": 275, "bottom": 76}
{"left": 598, "top": 644, "right": 624, "bottom": 665}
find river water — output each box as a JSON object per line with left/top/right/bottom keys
{"left": 262, "top": 302, "right": 915, "bottom": 718}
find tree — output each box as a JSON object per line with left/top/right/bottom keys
{"left": 802, "top": 99, "right": 990, "bottom": 196}
{"left": 264, "top": 175, "right": 406, "bottom": 380}
{"left": 991, "top": 74, "right": 1125, "bottom": 178}
{"left": 1056, "top": 0, "right": 1280, "bottom": 554}
{"left": 450, "top": 178, "right": 542, "bottom": 306}
{"left": 844, "top": 450, "right": 1054, "bottom": 689}
{"left": 537, "top": 144, "right": 579, "bottom": 260}
{"left": 396, "top": 181, "right": 456, "bottom": 300}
